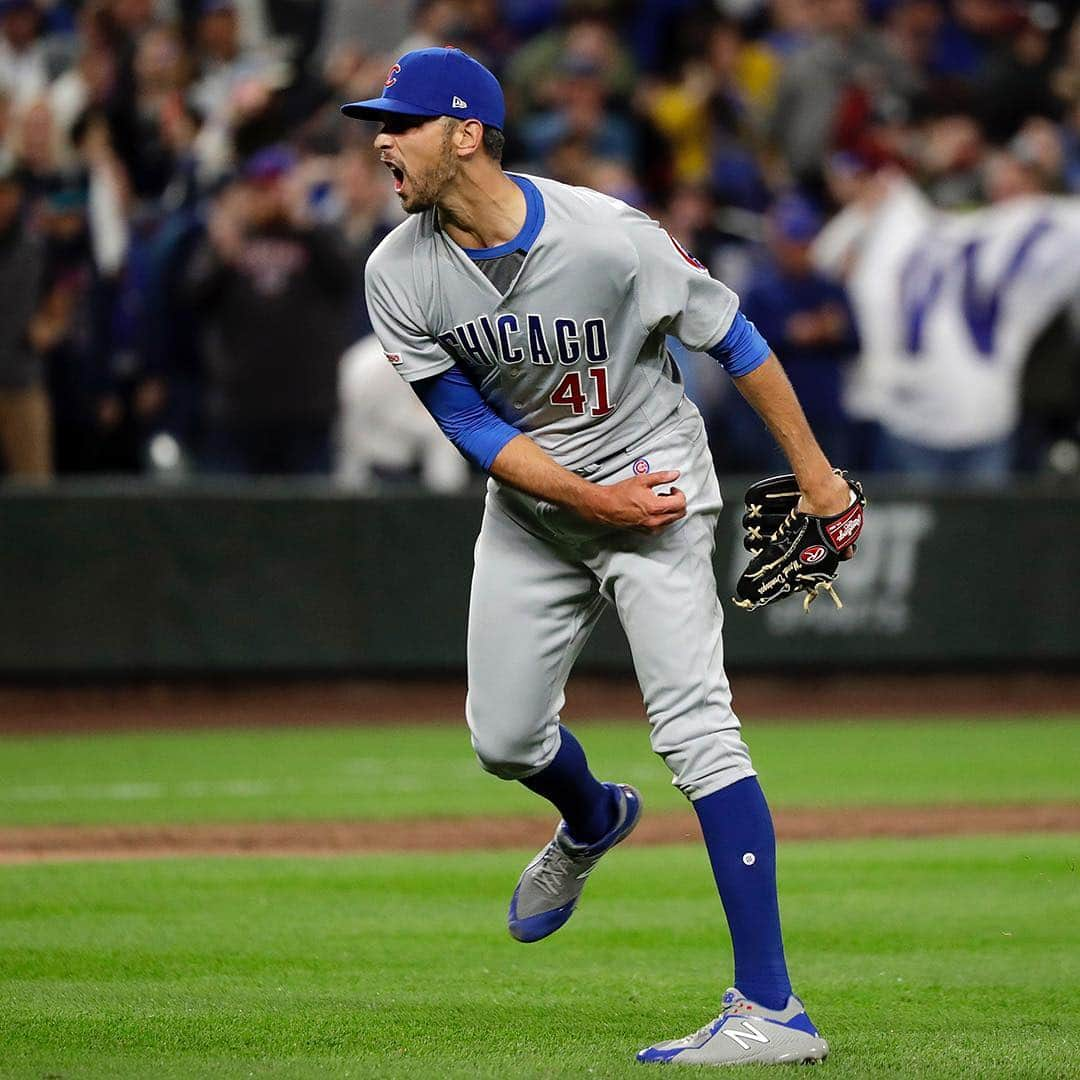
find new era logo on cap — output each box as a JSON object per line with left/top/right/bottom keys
{"left": 452, "top": 96, "right": 467, "bottom": 108}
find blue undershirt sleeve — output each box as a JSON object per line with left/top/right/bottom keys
{"left": 414, "top": 365, "right": 521, "bottom": 471}
{"left": 707, "top": 310, "right": 772, "bottom": 377}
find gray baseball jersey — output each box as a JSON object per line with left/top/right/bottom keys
{"left": 364, "top": 175, "right": 740, "bottom": 472}
{"left": 365, "top": 174, "right": 755, "bottom": 800}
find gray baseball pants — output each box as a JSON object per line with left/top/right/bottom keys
{"left": 465, "top": 402, "right": 756, "bottom": 801}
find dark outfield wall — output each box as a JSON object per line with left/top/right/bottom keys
{"left": 0, "top": 480, "right": 1077, "bottom": 675}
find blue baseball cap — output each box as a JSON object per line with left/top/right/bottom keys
{"left": 770, "top": 193, "right": 821, "bottom": 243}
{"left": 340, "top": 47, "right": 505, "bottom": 131}
{"left": 241, "top": 144, "right": 296, "bottom": 182}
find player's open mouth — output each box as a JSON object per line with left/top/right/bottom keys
{"left": 385, "top": 163, "right": 405, "bottom": 193}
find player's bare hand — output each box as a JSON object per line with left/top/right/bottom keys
{"left": 797, "top": 472, "right": 851, "bottom": 518}
{"left": 587, "top": 470, "right": 687, "bottom": 533}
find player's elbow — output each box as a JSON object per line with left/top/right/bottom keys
{"left": 446, "top": 419, "right": 518, "bottom": 473}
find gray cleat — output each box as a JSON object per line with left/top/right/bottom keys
{"left": 508, "top": 782, "right": 642, "bottom": 943}
{"left": 637, "top": 987, "right": 829, "bottom": 1066}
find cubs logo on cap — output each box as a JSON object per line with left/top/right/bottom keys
{"left": 340, "top": 47, "right": 505, "bottom": 130}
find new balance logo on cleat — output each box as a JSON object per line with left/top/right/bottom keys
{"left": 722, "top": 1021, "right": 770, "bottom": 1050}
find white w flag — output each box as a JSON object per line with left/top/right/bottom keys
{"left": 815, "top": 179, "right": 1080, "bottom": 448}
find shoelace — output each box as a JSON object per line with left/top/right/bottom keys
{"left": 529, "top": 841, "right": 584, "bottom": 898}
{"left": 675, "top": 998, "right": 751, "bottom": 1047}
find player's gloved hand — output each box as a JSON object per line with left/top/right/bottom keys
{"left": 733, "top": 470, "right": 866, "bottom": 612}
{"left": 586, "top": 470, "right": 687, "bottom": 533}
{"left": 798, "top": 472, "right": 859, "bottom": 561}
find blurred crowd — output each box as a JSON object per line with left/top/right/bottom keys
{"left": 1, "top": 0, "right": 1079, "bottom": 488}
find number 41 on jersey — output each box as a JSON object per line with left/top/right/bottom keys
{"left": 549, "top": 367, "right": 613, "bottom": 416}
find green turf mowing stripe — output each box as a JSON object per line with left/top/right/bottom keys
{"left": 1, "top": 834, "right": 1077, "bottom": 1078}
{"left": 1, "top": 716, "right": 1078, "bottom": 827}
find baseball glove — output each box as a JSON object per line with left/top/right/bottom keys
{"left": 733, "top": 471, "right": 866, "bottom": 613}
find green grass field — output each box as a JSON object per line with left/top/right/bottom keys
{"left": 2, "top": 838, "right": 1078, "bottom": 1078}
{"left": 1, "top": 715, "right": 1078, "bottom": 826}
{"left": 2, "top": 714, "right": 1079, "bottom": 1078}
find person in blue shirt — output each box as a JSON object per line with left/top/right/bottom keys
{"left": 722, "top": 192, "right": 860, "bottom": 473}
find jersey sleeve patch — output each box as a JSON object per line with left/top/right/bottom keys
{"left": 668, "top": 233, "right": 707, "bottom": 273}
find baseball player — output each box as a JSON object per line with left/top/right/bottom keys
{"left": 343, "top": 47, "right": 854, "bottom": 1067}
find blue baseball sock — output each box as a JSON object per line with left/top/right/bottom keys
{"left": 694, "top": 776, "right": 793, "bottom": 1011}
{"left": 520, "top": 725, "right": 617, "bottom": 844}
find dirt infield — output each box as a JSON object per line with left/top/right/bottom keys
{"left": 3, "top": 675, "right": 1077, "bottom": 862}
{"left": 3, "top": 803, "right": 1078, "bottom": 864}
{"left": 2, "top": 672, "right": 1080, "bottom": 735}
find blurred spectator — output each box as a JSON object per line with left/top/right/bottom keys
{"left": 723, "top": 192, "right": 859, "bottom": 472}
{"left": 970, "top": 3, "right": 1061, "bottom": 142}
{"left": 315, "top": 0, "right": 411, "bottom": 69}
{"left": 813, "top": 166, "right": 930, "bottom": 470}
{"left": 394, "top": 0, "right": 476, "bottom": 58}
{"left": 35, "top": 181, "right": 100, "bottom": 474}
{"left": 883, "top": 0, "right": 943, "bottom": 85}
{"left": 660, "top": 180, "right": 756, "bottom": 293}
{"left": 0, "top": 162, "right": 51, "bottom": 479}
{"left": 638, "top": 54, "right": 713, "bottom": 187}
{"left": 917, "top": 113, "right": 986, "bottom": 208}
{"left": 0, "top": 0, "right": 1069, "bottom": 485}
{"left": 46, "top": 12, "right": 120, "bottom": 176}
{"left": 1018, "top": 293, "right": 1080, "bottom": 474}
{"left": 640, "top": 17, "right": 770, "bottom": 207}
{"left": 263, "top": 0, "right": 325, "bottom": 72}
{"left": 189, "top": 0, "right": 291, "bottom": 183}
{"left": 520, "top": 53, "right": 637, "bottom": 169}
{"left": 184, "top": 145, "right": 352, "bottom": 474}
{"left": 768, "top": 0, "right": 922, "bottom": 185}
{"left": 0, "top": 0, "right": 49, "bottom": 108}
{"left": 190, "top": 0, "right": 262, "bottom": 119}
{"left": 336, "top": 334, "right": 470, "bottom": 492}
{"left": 115, "top": 23, "right": 198, "bottom": 201}
{"left": 334, "top": 144, "right": 398, "bottom": 341}
{"left": 821, "top": 163, "right": 1080, "bottom": 484}
{"left": 1052, "top": 12, "right": 1080, "bottom": 113}
{"left": 1061, "top": 101, "right": 1080, "bottom": 193}
{"left": 505, "top": 9, "right": 636, "bottom": 118}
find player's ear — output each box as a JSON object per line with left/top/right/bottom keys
{"left": 454, "top": 118, "right": 485, "bottom": 158}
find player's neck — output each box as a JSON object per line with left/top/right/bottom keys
{"left": 437, "top": 166, "right": 525, "bottom": 251}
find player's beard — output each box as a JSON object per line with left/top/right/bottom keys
{"left": 400, "top": 127, "right": 459, "bottom": 214}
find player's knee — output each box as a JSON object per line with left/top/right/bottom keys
{"left": 466, "top": 693, "right": 553, "bottom": 780}
{"left": 469, "top": 727, "right": 548, "bottom": 781}
{"left": 472, "top": 741, "right": 536, "bottom": 780}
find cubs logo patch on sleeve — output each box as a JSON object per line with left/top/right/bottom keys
{"left": 668, "top": 233, "right": 707, "bottom": 272}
